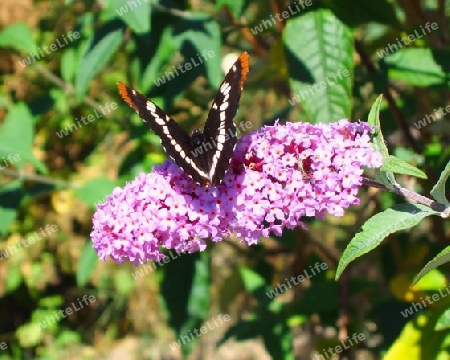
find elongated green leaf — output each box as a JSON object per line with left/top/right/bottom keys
{"left": 61, "top": 48, "right": 78, "bottom": 83}
{"left": 336, "top": 204, "right": 439, "bottom": 279}
{"left": 284, "top": 9, "right": 354, "bottom": 122}
{"left": 161, "top": 252, "right": 199, "bottom": 332}
{"left": 173, "top": 14, "right": 222, "bottom": 89}
{"left": 187, "top": 252, "right": 210, "bottom": 319}
{"left": 430, "top": 161, "right": 450, "bottom": 205}
{"left": 141, "top": 27, "right": 177, "bottom": 92}
{"left": 381, "top": 155, "right": 427, "bottom": 179}
{"left": 76, "top": 243, "right": 98, "bottom": 287}
{"left": 74, "top": 177, "right": 117, "bottom": 208}
{"left": 411, "top": 270, "right": 446, "bottom": 291}
{"left": 436, "top": 309, "right": 450, "bottom": 331}
{"left": 367, "top": 94, "right": 389, "bottom": 156}
{"left": 161, "top": 252, "right": 206, "bottom": 357}
{"left": 0, "top": 103, "right": 47, "bottom": 174}
{"left": 0, "top": 23, "right": 36, "bottom": 52}
{"left": 384, "top": 309, "right": 450, "bottom": 359}
{"left": 0, "top": 180, "right": 22, "bottom": 235}
{"left": 367, "top": 95, "right": 399, "bottom": 189}
{"left": 383, "top": 49, "right": 450, "bottom": 87}
{"left": 412, "top": 247, "right": 450, "bottom": 286}
{"left": 75, "top": 28, "right": 123, "bottom": 101}
{"left": 104, "top": 0, "right": 151, "bottom": 34}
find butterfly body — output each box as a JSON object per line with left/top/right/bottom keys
{"left": 117, "top": 52, "right": 249, "bottom": 186}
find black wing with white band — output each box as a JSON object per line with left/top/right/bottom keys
{"left": 202, "top": 52, "right": 250, "bottom": 185}
{"left": 117, "top": 52, "right": 249, "bottom": 186}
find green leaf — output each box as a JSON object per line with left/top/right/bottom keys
{"left": 327, "top": 0, "right": 399, "bottom": 27}
{"left": 0, "top": 103, "right": 47, "bottom": 174}
{"left": 336, "top": 204, "right": 440, "bottom": 280}
{"left": 187, "top": 252, "right": 210, "bottom": 319}
{"left": 240, "top": 267, "right": 266, "bottom": 293}
{"left": 16, "top": 322, "right": 43, "bottom": 347}
{"left": 173, "top": 14, "right": 222, "bottom": 89}
{"left": 74, "top": 177, "right": 117, "bottom": 208}
{"left": 60, "top": 48, "right": 78, "bottom": 83}
{"left": 55, "top": 330, "right": 81, "bottom": 346}
{"left": 367, "top": 94, "right": 389, "bottom": 157}
{"left": 430, "top": 161, "right": 450, "bottom": 205}
{"left": 284, "top": 9, "right": 354, "bottom": 122}
{"left": 384, "top": 309, "right": 450, "bottom": 359}
{"left": 0, "top": 23, "right": 36, "bottom": 53}
{"left": 161, "top": 252, "right": 199, "bottom": 332}
{"left": 381, "top": 155, "right": 427, "bottom": 179}
{"left": 104, "top": 0, "right": 151, "bottom": 34}
{"left": 76, "top": 243, "right": 98, "bottom": 287}
{"left": 141, "top": 27, "right": 177, "bottom": 92}
{"left": 75, "top": 28, "right": 123, "bottom": 101}
{"left": 0, "top": 180, "right": 22, "bottom": 235}
{"left": 6, "top": 262, "right": 23, "bottom": 292}
{"left": 114, "top": 269, "right": 135, "bottom": 295}
{"left": 161, "top": 252, "right": 208, "bottom": 357}
{"left": 412, "top": 247, "right": 450, "bottom": 286}
{"left": 375, "top": 170, "right": 398, "bottom": 192}
{"left": 368, "top": 97, "right": 426, "bottom": 198}
{"left": 367, "top": 95, "right": 401, "bottom": 189}
{"left": 436, "top": 309, "right": 450, "bottom": 331}
{"left": 383, "top": 49, "right": 450, "bottom": 87}
{"left": 411, "top": 269, "right": 446, "bottom": 291}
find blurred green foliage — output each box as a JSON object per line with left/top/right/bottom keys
{"left": 0, "top": 0, "right": 449, "bottom": 359}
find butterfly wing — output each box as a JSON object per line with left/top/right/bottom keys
{"left": 117, "top": 82, "right": 210, "bottom": 184}
{"left": 202, "top": 52, "right": 250, "bottom": 185}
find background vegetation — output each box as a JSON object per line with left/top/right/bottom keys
{"left": 0, "top": 0, "right": 449, "bottom": 359}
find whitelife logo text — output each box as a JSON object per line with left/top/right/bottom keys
{"left": 56, "top": 102, "right": 117, "bottom": 139}
{"left": 376, "top": 22, "right": 438, "bottom": 58}
{"left": 0, "top": 225, "right": 58, "bottom": 260}
{"left": 169, "top": 314, "right": 231, "bottom": 350}
{"left": 266, "top": 262, "right": 328, "bottom": 299}
{"left": 19, "top": 31, "right": 80, "bottom": 67}
{"left": 34, "top": 295, "right": 97, "bottom": 330}
{"left": 153, "top": 50, "right": 216, "bottom": 87}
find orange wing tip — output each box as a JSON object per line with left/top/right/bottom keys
{"left": 117, "top": 81, "right": 138, "bottom": 111}
{"left": 237, "top": 52, "right": 250, "bottom": 89}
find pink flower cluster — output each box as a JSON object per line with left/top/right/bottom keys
{"left": 91, "top": 120, "right": 383, "bottom": 265}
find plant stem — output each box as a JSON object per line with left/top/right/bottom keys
{"left": 1, "top": 168, "right": 70, "bottom": 188}
{"left": 363, "top": 177, "right": 447, "bottom": 213}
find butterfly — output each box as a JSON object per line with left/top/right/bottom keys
{"left": 117, "top": 52, "right": 249, "bottom": 186}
